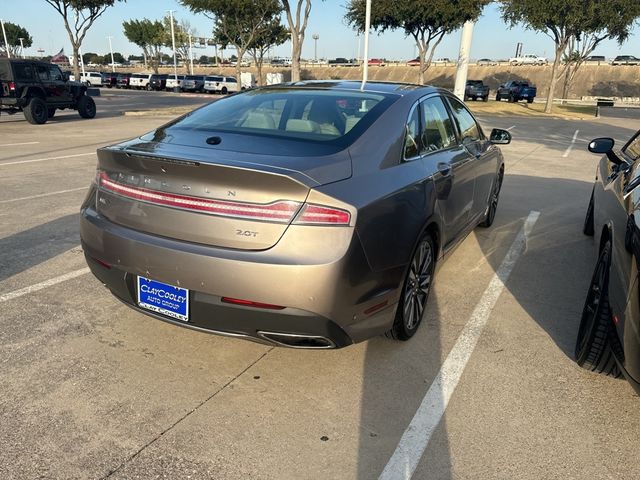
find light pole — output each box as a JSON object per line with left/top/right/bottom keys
{"left": 107, "top": 36, "right": 115, "bottom": 72}
{"left": 19, "top": 38, "right": 25, "bottom": 58}
{"left": 360, "top": 0, "right": 371, "bottom": 89}
{"left": 312, "top": 33, "right": 319, "bottom": 62}
{"left": 168, "top": 10, "right": 178, "bottom": 91}
{"left": 1, "top": 19, "right": 10, "bottom": 59}
{"left": 453, "top": 21, "right": 475, "bottom": 100}
{"left": 188, "top": 33, "right": 194, "bottom": 75}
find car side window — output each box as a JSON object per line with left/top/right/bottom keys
{"left": 13, "top": 63, "right": 35, "bottom": 81}
{"left": 420, "top": 96, "right": 456, "bottom": 154}
{"left": 50, "top": 67, "right": 63, "bottom": 81}
{"left": 36, "top": 64, "right": 49, "bottom": 81}
{"left": 404, "top": 104, "right": 421, "bottom": 160}
{"left": 447, "top": 97, "right": 482, "bottom": 143}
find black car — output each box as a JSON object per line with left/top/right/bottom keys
{"left": 579, "top": 131, "right": 640, "bottom": 393}
{"left": 80, "top": 81, "right": 511, "bottom": 348}
{"left": 116, "top": 72, "right": 132, "bottom": 89}
{"left": 611, "top": 55, "right": 640, "bottom": 66}
{"left": 102, "top": 72, "right": 117, "bottom": 88}
{"left": 149, "top": 74, "right": 168, "bottom": 91}
{"left": 0, "top": 58, "right": 96, "bottom": 124}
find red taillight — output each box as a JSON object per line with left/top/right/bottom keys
{"left": 221, "top": 297, "right": 286, "bottom": 310}
{"left": 8, "top": 82, "right": 15, "bottom": 92}
{"left": 98, "top": 172, "right": 301, "bottom": 223}
{"left": 294, "top": 203, "right": 351, "bottom": 225}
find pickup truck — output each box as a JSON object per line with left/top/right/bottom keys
{"left": 509, "top": 54, "right": 548, "bottom": 66}
{"left": 465, "top": 80, "right": 489, "bottom": 101}
{"left": 496, "top": 80, "right": 537, "bottom": 103}
{"left": 0, "top": 58, "right": 96, "bottom": 124}
{"left": 328, "top": 58, "right": 357, "bottom": 67}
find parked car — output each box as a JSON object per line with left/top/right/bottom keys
{"left": 165, "top": 74, "right": 185, "bottom": 91}
{"left": 509, "top": 54, "right": 548, "bottom": 66}
{"left": 70, "top": 71, "right": 103, "bottom": 87}
{"left": 368, "top": 58, "right": 386, "bottom": 67}
{"left": 149, "top": 74, "right": 168, "bottom": 91}
{"left": 116, "top": 72, "right": 132, "bottom": 89}
{"left": 578, "top": 131, "right": 640, "bottom": 394}
{"left": 477, "top": 58, "right": 498, "bottom": 66}
{"left": 465, "top": 80, "right": 489, "bottom": 102}
{"left": 328, "top": 58, "right": 357, "bottom": 67}
{"left": 406, "top": 57, "right": 421, "bottom": 67}
{"left": 0, "top": 58, "right": 96, "bottom": 124}
{"left": 182, "top": 75, "right": 206, "bottom": 92}
{"left": 585, "top": 55, "right": 606, "bottom": 63}
{"left": 495, "top": 80, "right": 537, "bottom": 103}
{"left": 80, "top": 81, "right": 510, "bottom": 349}
{"left": 129, "top": 73, "right": 152, "bottom": 90}
{"left": 204, "top": 75, "right": 239, "bottom": 94}
{"left": 101, "top": 72, "right": 118, "bottom": 88}
{"left": 270, "top": 57, "right": 291, "bottom": 67}
{"left": 611, "top": 55, "right": 640, "bottom": 66}
{"left": 432, "top": 58, "right": 452, "bottom": 65}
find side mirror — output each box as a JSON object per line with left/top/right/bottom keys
{"left": 588, "top": 137, "right": 623, "bottom": 165}
{"left": 490, "top": 128, "right": 512, "bottom": 145}
{"left": 588, "top": 137, "right": 614, "bottom": 154}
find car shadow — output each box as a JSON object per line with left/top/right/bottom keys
{"left": 0, "top": 213, "right": 80, "bottom": 283}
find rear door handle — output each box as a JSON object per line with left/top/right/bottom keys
{"left": 438, "top": 162, "right": 452, "bottom": 177}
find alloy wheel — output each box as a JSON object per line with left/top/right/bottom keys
{"left": 402, "top": 238, "right": 434, "bottom": 331}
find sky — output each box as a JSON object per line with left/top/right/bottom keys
{"left": 1, "top": 0, "right": 639, "bottom": 61}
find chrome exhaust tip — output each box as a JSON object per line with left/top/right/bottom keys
{"left": 257, "top": 331, "right": 336, "bottom": 349}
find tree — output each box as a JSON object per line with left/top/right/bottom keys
{"left": 248, "top": 13, "right": 289, "bottom": 85}
{"left": 346, "top": 0, "right": 487, "bottom": 85}
{"left": 122, "top": 18, "right": 165, "bottom": 73}
{"left": 280, "top": 1, "right": 313, "bottom": 82}
{"left": 181, "top": 0, "right": 283, "bottom": 81}
{"left": 44, "top": 0, "right": 124, "bottom": 79}
{"left": 0, "top": 22, "right": 33, "bottom": 57}
{"left": 82, "top": 51, "right": 97, "bottom": 64}
{"left": 501, "top": 0, "right": 640, "bottom": 113}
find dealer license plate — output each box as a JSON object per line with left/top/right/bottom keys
{"left": 137, "top": 276, "right": 189, "bottom": 322}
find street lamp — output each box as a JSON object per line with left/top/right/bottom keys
{"left": 107, "top": 35, "right": 115, "bottom": 72}
{"left": 19, "top": 38, "right": 24, "bottom": 58}
{"left": 168, "top": 10, "right": 179, "bottom": 91}
{"left": 312, "top": 33, "right": 319, "bottom": 62}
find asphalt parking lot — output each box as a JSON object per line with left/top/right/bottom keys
{"left": 1, "top": 92, "right": 640, "bottom": 480}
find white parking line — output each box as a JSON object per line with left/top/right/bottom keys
{"left": 562, "top": 130, "right": 580, "bottom": 158}
{"left": 506, "top": 125, "right": 516, "bottom": 131}
{"left": 0, "top": 141, "right": 40, "bottom": 147}
{"left": 379, "top": 211, "right": 540, "bottom": 480}
{"left": 0, "top": 187, "right": 89, "bottom": 204}
{"left": 0, "top": 152, "right": 94, "bottom": 167}
{"left": 0, "top": 267, "right": 90, "bottom": 303}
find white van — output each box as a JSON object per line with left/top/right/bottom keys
{"left": 204, "top": 75, "right": 239, "bottom": 94}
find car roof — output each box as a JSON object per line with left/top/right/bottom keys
{"left": 276, "top": 80, "right": 438, "bottom": 96}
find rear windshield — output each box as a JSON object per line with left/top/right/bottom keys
{"left": 170, "top": 88, "right": 394, "bottom": 143}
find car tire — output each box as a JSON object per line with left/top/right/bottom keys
{"left": 77, "top": 95, "right": 96, "bottom": 119}
{"left": 147, "top": 84, "right": 153, "bottom": 91}
{"left": 386, "top": 234, "right": 436, "bottom": 341}
{"left": 483, "top": 95, "right": 489, "bottom": 102}
{"left": 47, "top": 107, "right": 56, "bottom": 119}
{"left": 583, "top": 190, "right": 595, "bottom": 236}
{"left": 527, "top": 98, "right": 534, "bottom": 104}
{"left": 508, "top": 94, "right": 516, "bottom": 103}
{"left": 575, "top": 241, "right": 622, "bottom": 378}
{"left": 24, "top": 97, "right": 48, "bottom": 125}
{"left": 221, "top": 87, "right": 228, "bottom": 95}
{"left": 496, "top": 94, "right": 501, "bottom": 101}
{"left": 479, "top": 170, "right": 503, "bottom": 228}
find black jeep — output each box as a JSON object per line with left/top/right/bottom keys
{"left": 0, "top": 58, "right": 96, "bottom": 124}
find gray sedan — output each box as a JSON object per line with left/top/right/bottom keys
{"left": 80, "top": 81, "right": 510, "bottom": 348}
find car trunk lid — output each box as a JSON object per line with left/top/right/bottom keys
{"left": 95, "top": 138, "right": 351, "bottom": 250}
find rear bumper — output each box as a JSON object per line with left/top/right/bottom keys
{"left": 80, "top": 198, "right": 402, "bottom": 348}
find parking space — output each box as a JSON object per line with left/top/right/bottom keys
{"left": 1, "top": 98, "right": 640, "bottom": 479}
